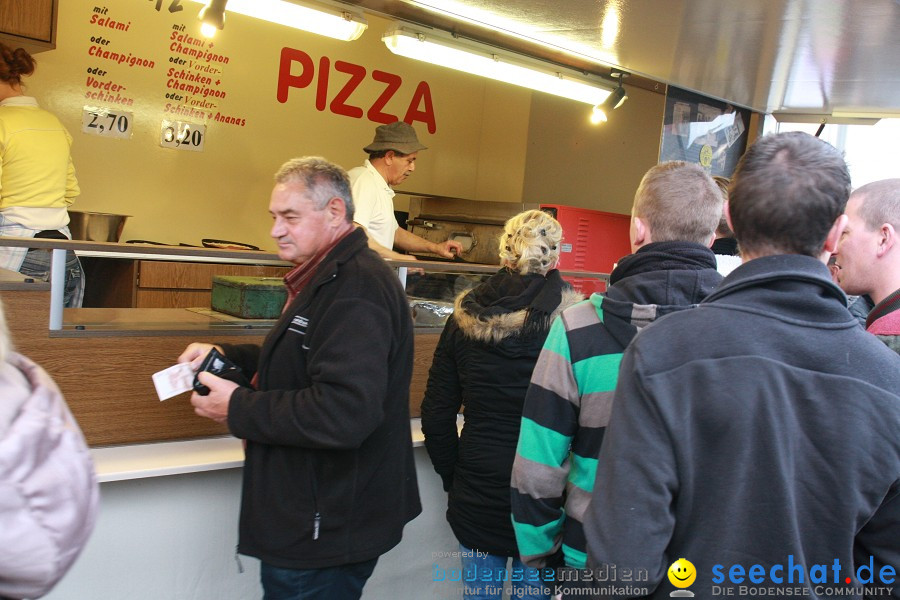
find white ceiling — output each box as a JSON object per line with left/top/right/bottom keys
{"left": 343, "top": 0, "right": 900, "bottom": 116}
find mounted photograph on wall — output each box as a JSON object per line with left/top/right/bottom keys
{"left": 659, "top": 86, "right": 752, "bottom": 177}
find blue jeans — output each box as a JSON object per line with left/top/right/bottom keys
{"left": 459, "top": 544, "right": 549, "bottom": 600}
{"left": 19, "top": 247, "right": 85, "bottom": 308}
{"left": 260, "top": 558, "right": 378, "bottom": 600}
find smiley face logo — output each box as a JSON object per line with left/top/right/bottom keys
{"left": 668, "top": 558, "right": 697, "bottom": 588}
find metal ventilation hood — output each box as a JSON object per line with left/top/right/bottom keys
{"left": 342, "top": 0, "right": 900, "bottom": 118}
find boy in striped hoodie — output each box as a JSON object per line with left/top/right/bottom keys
{"left": 510, "top": 161, "right": 723, "bottom": 596}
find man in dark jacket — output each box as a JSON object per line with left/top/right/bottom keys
{"left": 179, "top": 156, "right": 421, "bottom": 600}
{"left": 584, "top": 132, "right": 900, "bottom": 599}
{"left": 511, "top": 161, "right": 723, "bottom": 595}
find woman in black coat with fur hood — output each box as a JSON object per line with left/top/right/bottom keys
{"left": 422, "top": 209, "right": 582, "bottom": 600}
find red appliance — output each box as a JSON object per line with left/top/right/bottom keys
{"left": 540, "top": 204, "right": 632, "bottom": 295}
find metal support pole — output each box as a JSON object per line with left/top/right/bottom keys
{"left": 49, "top": 248, "right": 66, "bottom": 330}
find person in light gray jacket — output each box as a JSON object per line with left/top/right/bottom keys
{"left": 0, "top": 296, "right": 99, "bottom": 599}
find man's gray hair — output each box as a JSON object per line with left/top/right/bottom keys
{"left": 274, "top": 157, "right": 355, "bottom": 222}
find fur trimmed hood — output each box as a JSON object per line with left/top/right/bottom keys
{"left": 454, "top": 286, "right": 583, "bottom": 344}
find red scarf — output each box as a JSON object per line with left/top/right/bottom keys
{"left": 249, "top": 228, "right": 352, "bottom": 390}
{"left": 282, "top": 228, "right": 352, "bottom": 308}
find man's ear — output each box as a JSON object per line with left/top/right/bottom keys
{"left": 326, "top": 196, "right": 348, "bottom": 224}
{"left": 724, "top": 200, "right": 734, "bottom": 234}
{"left": 632, "top": 216, "right": 649, "bottom": 248}
{"left": 383, "top": 150, "right": 396, "bottom": 165}
{"left": 823, "top": 213, "right": 848, "bottom": 254}
{"left": 876, "top": 223, "right": 897, "bottom": 258}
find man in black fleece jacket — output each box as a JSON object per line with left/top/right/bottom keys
{"left": 178, "top": 157, "right": 420, "bottom": 600}
{"left": 584, "top": 132, "right": 900, "bottom": 599}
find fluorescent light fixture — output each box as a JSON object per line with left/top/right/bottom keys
{"left": 188, "top": 0, "right": 368, "bottom": 41}
{"left": 382, "top": 25, "right": 612, "bottom": 105}
{"left": 401, "top": 0, "right": 619, "bottom": 66}
{"left": 771, "top": 112, "right": 881, "bottom": 126}
{"left": 831, "top": 110, "right": 900, "bottom": 120}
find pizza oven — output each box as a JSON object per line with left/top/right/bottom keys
{"left": 405, "top": 196, "right": 538, "bottom": 265}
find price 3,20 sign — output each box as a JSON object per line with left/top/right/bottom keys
{"left": 160, "top": 120, "right": 206, "bottom": 152}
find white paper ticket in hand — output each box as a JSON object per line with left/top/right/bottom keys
{"left": 152, "top": 362, "right": 195, "bottom": 401}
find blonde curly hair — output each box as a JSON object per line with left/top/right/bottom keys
{"left": 498, "top": 209, "right": 563, "bottom": 275}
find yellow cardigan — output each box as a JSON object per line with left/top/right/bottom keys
{"left": 0, "top": 96, "right": 79, "bottom": 229}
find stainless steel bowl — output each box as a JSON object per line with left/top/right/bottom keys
{"left": 67, "top": 211, "right": 130, "bottom": 242}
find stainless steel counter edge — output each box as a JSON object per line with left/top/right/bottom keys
{"left": 0, "top": 237, "right": 293, "bottom": 265}
{"left": 1, "top": 237, "right": 608, "bottom": 332}
{"left": 50, "top": 328, "right": 271, "bottom": 338}
{"left": 0, "top": 236, "right": 610, "bottom": 279}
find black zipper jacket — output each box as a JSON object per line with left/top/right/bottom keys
{"left": 223, "top": 228, "right": 421, "bottom": 569}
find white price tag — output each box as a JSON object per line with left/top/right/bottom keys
{"left": 81, "top": 106, "right": 133, "bottom": 139}
{"left": 160, "top": 120, "right": 206, "bottom": 152}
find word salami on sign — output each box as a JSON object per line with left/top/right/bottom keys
{"left": 276, "top": 47, "right": 436, "bottom": 133}
{"left": 81, "top": 106, "right": 134, "bottom": 139}
{"left": 160, "top": 120, "right": 206, "bottom": 152}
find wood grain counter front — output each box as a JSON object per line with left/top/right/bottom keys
{"left": 1, "top": 289, "right": 252, "bottom": 446}
{"left": 1, "top": 280, "right": 440, "bottom": 447}
{"left": 0, "top": 240, "right": 491, "bottom": 447}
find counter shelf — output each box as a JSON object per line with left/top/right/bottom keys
{"left": 0, "top": 238, "right": 294, "bottom": 330}
{"left": 91, "top": 415, "right": 466, "bottom": 482}
{"left": 0, "top": 237, "right": 609, "bottom": 333}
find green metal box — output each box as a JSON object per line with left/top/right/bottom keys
{"left": 210, "top": 276, "right": 287, "bottom": 319}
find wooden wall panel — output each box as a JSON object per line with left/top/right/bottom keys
{"left": 3, "top": 291, "right": 239, "bottom": 445}
{"left": 138, "top": 261, "right": 290, "bottom": 290}
{"left": 409, "top": 332, "right": 440, "bottom": 418}
{"left": 82, "top": 258, "right": 292, "bottom": 309}
{"left": 135, "top": 289, "right": 218, "bottom": 309}
{"left": 0, "top": 0, "right": 55, "bottom": 43}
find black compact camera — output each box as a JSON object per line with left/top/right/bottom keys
{"left": 193, "top": 347, "right": 251, "bottom": 395}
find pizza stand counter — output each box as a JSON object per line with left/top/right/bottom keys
{"left": 0, "top": 238, "right": 607, "bottom": 600}
{"left": 0, "top": 238, "right": 605, "bottom": 459}
{"left": 0, "top": 238, "right": 528, "bottom": 451}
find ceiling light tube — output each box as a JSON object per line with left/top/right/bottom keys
{"left": 188, "top": 0, "right": 367, "bottom": 41}
{"left": 382, "top": 25, "right": 612, "bottom": 105}
{"left": 771, "top": 112, "right": 881, "bottom": 126}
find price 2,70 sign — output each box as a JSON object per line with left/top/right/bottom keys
{"left": 82, "top": 107, "right": 133, "bottom": 139}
